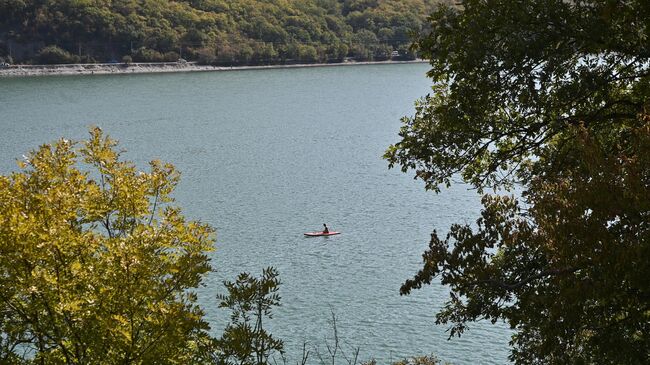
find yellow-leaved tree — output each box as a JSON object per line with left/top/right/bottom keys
{"left": 0, "top": 128, "right": 215, "bottom": 364}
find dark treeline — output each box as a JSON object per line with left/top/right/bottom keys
{"left": 0, "top": 0, "right": 451, "bottom": 65}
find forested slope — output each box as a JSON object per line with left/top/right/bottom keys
{"left": 0, "top": 0, "right": 449, "bottom": 64}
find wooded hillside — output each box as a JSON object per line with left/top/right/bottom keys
{"left": 0, "top": 0, "right": 450, "bottom": 64}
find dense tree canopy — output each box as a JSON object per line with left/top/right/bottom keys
{"left": 0, "top": 128, "right": 215, "bottom": 364}
{"left": 385, "top": 0, "right": 649, "bottom": 363}
{"left": 0, "top": 0, "right": 451, "bottom": 64}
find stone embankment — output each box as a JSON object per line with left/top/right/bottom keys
{"left": 0, "top": 60, "right": 426, "bottom": 77}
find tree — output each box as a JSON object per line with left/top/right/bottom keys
{"left": 1, "top": 0, "right": 440, "bottom": 64}
{"left": 0, "top": 127, "right": 215, "bottom": 364}
{"left": 37, "top": 45, "right": 80, "bottom": 64}
{"left": 385, "top": 0, "right": 650, "bottom": 363}
{"left": 214, "top": 267, "right": 284, "bottom": 365}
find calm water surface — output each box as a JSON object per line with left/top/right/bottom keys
{"left": 0, "top": 64, "right": 511, "bottom": 364}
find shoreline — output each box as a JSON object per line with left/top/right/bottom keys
{"left": 0, "top": 59, "right": 427, "bottom": 78}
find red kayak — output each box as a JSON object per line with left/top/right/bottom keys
{"left": 304, "top": 231, "right": 341, "bottom": 237}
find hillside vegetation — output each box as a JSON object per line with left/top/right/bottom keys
{"left": 0, "top": 0, "right": 449, "bottom": 65}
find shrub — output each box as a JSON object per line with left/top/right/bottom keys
{"left": 163, "top": 51, "right": 180, "bottom": 62}
{"left": 38, "top": 45, "right": 79, "bottom": 64}
{"left": 350, "top": 44, "right": 372, "bottom": 61}
{"left": 362, "top": 355, "right": 449, "bottom": 365}
{"left": 374, "top": 44, "right": 393, "bottom": 61}
{"left": 215, "top": 267, "right": 284, "bottom": 365}
{"left": 79, "top": 55, "right": 96, "bottom": 63}
{"left": 132, "top": 47, "right": 164, "bottom": 62}
{"left": 392, "top": 355, "right": 447, "bottom": 365}
{"left": 297, "top": 44, "right": 318, "bottom": 63}
{"left": 196, "top": 48, "right": 216, "bottom": 65}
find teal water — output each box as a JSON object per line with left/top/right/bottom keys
{"left": 0, "top": 64, "right": 511, "bottom": 364}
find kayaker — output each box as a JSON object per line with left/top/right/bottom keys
{"left": 323, "top": 224, "right": 329, "bottom": 234}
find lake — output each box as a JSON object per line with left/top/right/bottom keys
{"left": 0, "top": 63, "right": 511, "bottom": 364}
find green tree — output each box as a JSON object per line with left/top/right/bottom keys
{"left": 0, "top": 128, "right": 215, "bottom": 364}
{"left": 37, "top": 45, "right": 80, "bottom": 64}
{"left": 385, "top": 0, "right": 650, "bottom": 363}
{"left": 215, "top": 267, "right": 284, "bottom": 365}
{"left": 297, "top": 44, "right": 319, "bottom": 63}
{"left": 1, "top": 0, "right": 441, "bottom": 64}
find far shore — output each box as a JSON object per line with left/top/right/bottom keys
{"left": 0, "top": 59, "right": 428, "bottom": 78}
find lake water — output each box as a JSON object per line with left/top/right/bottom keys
{"left": 0, "top": 64, "right": 511, "bottom": 364}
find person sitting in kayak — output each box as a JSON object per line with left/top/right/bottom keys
{"left": 323, "top": 224, "right": 329, "bottom": 234}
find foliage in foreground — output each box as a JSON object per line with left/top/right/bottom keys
{"left": 0, "top": 128, "right": 215, "bottom": 364}
{"left": 385, "top": 0, "right": 650, "bottom": 363}
{"left": 362, "top": 355, "right": 447, "bottom": 365}
{"left": 214, "top": 267, "right": 284, "bottom": 365}
{"left": 0, "top": 129, "right": 460, "bottom": 365}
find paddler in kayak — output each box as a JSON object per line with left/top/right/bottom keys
{"left": 323, "top": 223, "right": 329, "bottom": 234}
